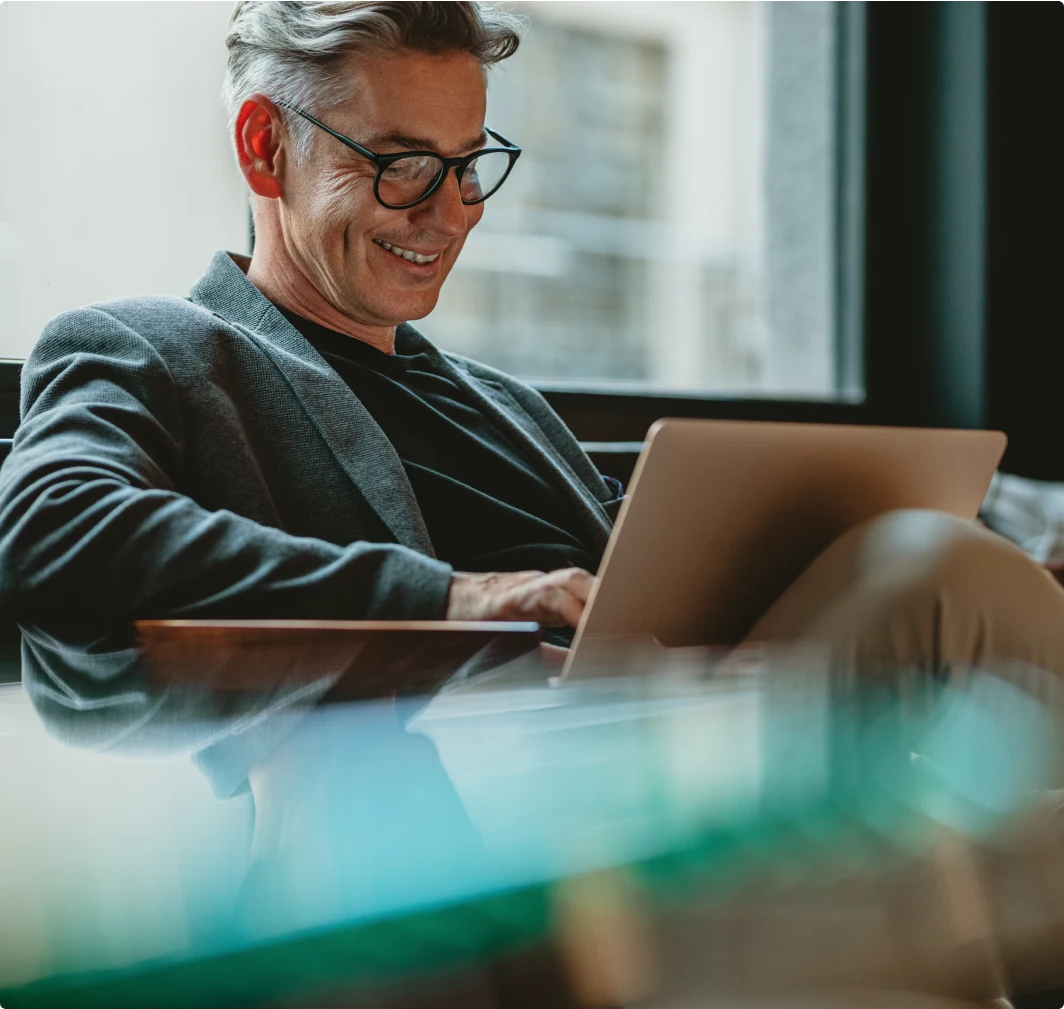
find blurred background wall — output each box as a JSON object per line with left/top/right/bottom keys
{"left": 0, "top": 1, "right": 841, "bottom": 397}
{"left": 0, "top": 2, "right": 248, "bottom": 362}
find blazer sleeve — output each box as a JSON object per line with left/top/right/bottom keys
{"left": 0, "top": 307, "right": 453, "bottom": 622}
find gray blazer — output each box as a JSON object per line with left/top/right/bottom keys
{"left": 0, "top": 251, "right": 616, "bottom": 622}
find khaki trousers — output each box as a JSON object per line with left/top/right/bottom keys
{"left": 746, "top": 508, "right": 1064, "bottom": 682}
{"left": 743, "top": 508, "right": 1064, "bottom": 1006}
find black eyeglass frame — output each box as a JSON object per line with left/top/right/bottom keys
{"left": 277, "top": 102, "right": 521, "bottom": 210}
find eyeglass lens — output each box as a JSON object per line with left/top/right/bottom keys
{"left": 377, "top": 150, "right": 512, "bottom": 207}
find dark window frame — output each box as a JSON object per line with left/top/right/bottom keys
{"left": 5, "top": 3, "right": 1057, "bottom": 487}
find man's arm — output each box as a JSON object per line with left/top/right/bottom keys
{"left": 0, "top": 308, "right": 453, "bottom": 622}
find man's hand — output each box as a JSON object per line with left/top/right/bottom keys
{"left": 446, "top": 568, "right": 595, "bottom": 628}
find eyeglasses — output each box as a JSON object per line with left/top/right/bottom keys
{"left": 277, "top": 102, "right": 521, "bottom": 210}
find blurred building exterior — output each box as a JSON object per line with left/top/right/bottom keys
{"left": 426, "top": 2, "right": 838, "bottom": 395}
{"left": 0, "top": 2, "right": 839, "bottom": 397}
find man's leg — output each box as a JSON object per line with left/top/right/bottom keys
{"left": 745, "top": 509, "right": 1064, "bottom": 682}
{"left": 744, "top": 510, "right": 1064, "bottom": 1004}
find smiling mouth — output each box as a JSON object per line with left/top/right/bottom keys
{"left": 372, "top": 239, "right": 440, "bottom": 265}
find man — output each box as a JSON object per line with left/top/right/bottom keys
{"left": 1, "top": 1, "right": 1063, "bottom": 681}
{"left": 0, "top": 1, "right": 614, "bottom": 637}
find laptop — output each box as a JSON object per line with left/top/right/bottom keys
{"left": 561, "top": 419, "right": 1007, "bottom": 679}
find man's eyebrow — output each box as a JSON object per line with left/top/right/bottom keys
{"left": 363, "top": 130, "right": 488, "bottom": 155}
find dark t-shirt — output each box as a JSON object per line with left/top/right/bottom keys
{"left": 277, "top": 308, "right": 600, "bottom": 580}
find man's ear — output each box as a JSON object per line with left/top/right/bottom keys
{"left": 235, "top": 95, "right": 284, "bottom": 200}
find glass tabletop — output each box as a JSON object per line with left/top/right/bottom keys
{"left": 2, "top": 621, "right": 1063, "bottom": 1008}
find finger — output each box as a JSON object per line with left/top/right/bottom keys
{"left": 559, "top": 568, "right": 595, "bottom": 602}
{"left": 521, "top": 586, "right": 572, "bottom": 627}
{"left": 547, "top": 584, "right": 587, "bottom": 629}
{"left": 499, "top": 570, "right": 592, "bottom": 625}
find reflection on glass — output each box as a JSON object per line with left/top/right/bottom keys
{"left": 4, "top": 623, "right": 1064, "bottom": 1007}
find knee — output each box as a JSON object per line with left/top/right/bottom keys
{"left": 845, "top": 508, "right": 1045, "bottom": 601}
{"left": 751, "top": 508, "right": 1064, "bottom": 677}
{"left": 832, "top": 509, "right": 1064, "bottom": 670}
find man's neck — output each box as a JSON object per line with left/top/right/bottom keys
{"left": 245, "top": 246, "right": 397, "bottom": 355}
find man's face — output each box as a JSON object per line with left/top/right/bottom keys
{"left": 279, "top": 49, "right": 488, "bottom": 326}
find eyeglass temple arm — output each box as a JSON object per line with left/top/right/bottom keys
{"left": 276, "top": 100, "right": 518, "bottom": 159}
{"left": 274, "top": 102, "right": 379, "bottom": 161}
{"left": 486, "top": 127, "right": 520, "bottom": 151}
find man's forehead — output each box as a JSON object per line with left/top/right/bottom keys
{"left": 359, "top": 128, "right": 488, "bottom": 155}
{"left": 334, "top": 48, "right": 488, "bottom": 157}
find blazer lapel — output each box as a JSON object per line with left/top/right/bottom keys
{"left": 189, "top": 252, "right": 434, "bottom": 556}
{"left": 399, "top": 325, "right": 614, "bottom": 555}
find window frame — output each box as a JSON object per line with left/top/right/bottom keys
{"left": 534, "top": 2, "right": 875, "bottom": 444}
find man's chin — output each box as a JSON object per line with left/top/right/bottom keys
{"left": 352, "top": 257, "right": 446, "bottom": 323}
{"left": 372, "top": 289, "right": 441, "bottom": 324}
{"left": 357, "top": 291, "right": 440, "bottom": 323}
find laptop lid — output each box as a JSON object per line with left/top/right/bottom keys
{"left": 563, "top": 419, "right": 1006, "bottom": 679}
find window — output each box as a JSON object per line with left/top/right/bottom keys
{"left": 0, "top": 2, "right": 858, "bottom": 404}
{"left": 425, "top": 2, "right": 854, "bottom": 399}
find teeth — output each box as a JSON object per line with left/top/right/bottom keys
{"left": 374, "top": 239, "right": 438, "bottom": 265}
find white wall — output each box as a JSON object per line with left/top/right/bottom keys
{"left": 0, "top": 1, "right": 248, "bottom": 360}
{"left": 0, "top": 685, "right": 252, "bottom": 988}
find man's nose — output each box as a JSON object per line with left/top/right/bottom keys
{"left": 411, "top": 169, "right": 471, "bottom": 236}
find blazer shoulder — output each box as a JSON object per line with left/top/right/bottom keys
{"left": 76, "top": 295, "right": 220, "bottom": 343}
{"left": 29, "top": 296, "right": 236, "bottom": 375}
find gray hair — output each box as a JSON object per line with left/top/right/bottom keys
{"left": 222, "top": 1, "right": 524, "bottom": 165}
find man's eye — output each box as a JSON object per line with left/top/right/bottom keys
{"left": 381, "top": 157, "right": 438, "bottom": 182}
